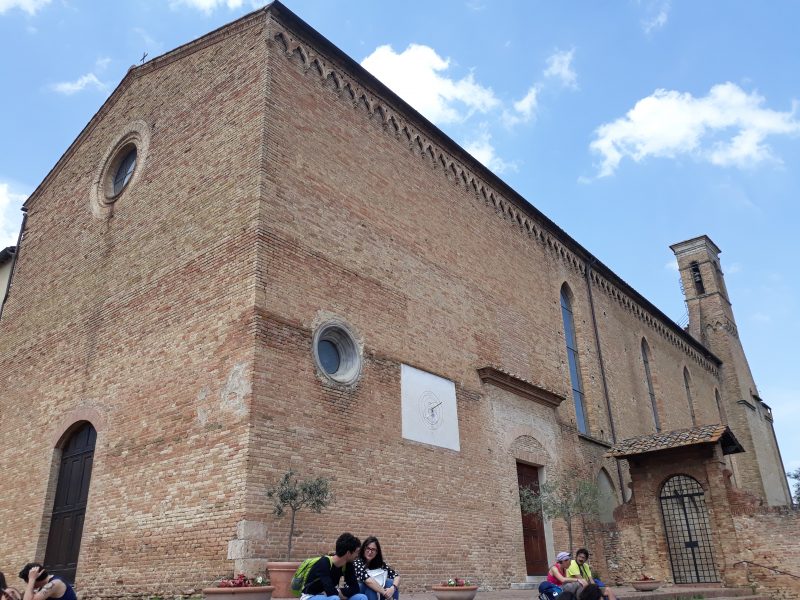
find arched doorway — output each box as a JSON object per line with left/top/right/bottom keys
{"left": 44, "top": 422, "right": 97, "bottom": 584}
{"left": 659, "top": 475, "right": 718, "bottom": 583}
{"left": 516, "top": 462, "right": 548, "bottom": 574}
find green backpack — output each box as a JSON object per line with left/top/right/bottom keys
{"left": 290, "top": 555, "right": 333, "bottom": 597}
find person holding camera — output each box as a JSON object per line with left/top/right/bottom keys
{"left": 18, "top": 564, "right": 76, "bottom": 600}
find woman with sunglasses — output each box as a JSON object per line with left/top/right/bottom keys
{"left": 353, "top": 537, "right": 399, "bottom": 600}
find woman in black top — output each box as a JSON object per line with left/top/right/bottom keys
{"left": 353, "top": 537, "right": 400, "bottom": 600}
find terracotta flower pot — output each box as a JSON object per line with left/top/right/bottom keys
{"left": 267, "top": 561, "right": 301, "bottom": 598}
{"left": 430, "top": 585, "right": 479, "bottom": 600}
{"left": 203, "top": 586, "right": 275, "bottom": 600}
{"left": 628, "top": 580, "right": 663, "bottom": 591}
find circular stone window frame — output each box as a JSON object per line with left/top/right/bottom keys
{"left": 312, "top": 320, "right": 363, "bottom": 387}
{"left": 90, "top": 120, "right": 151, "bottom": 218}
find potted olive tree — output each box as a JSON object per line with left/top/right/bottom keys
{"left": 265, "top": 471, "right": 334, "bottom": 598}
{"left": 519, "top": 476, "right": 600, "bottom": 555}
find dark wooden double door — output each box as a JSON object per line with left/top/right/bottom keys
{"left": 517, "top": 463, "right": 548, "bottom": 575}
{"left": 44, "top": 422, "right": 96, "bottom": 584}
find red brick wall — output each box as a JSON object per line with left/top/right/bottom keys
{"left": 729, "top": 507, "right": 800, "bottom": 599}
{"left": 0, "top": 16, "right": 267, "bottom": 599}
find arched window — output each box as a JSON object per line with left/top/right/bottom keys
{"left": 641, "top": 339, "right": 661, "bottom": 432}
{"left": 561, "top": 284, "right": 587, "bottom": 434}
{"left": 596, "top": 469, "right": 619, "bottom": 523}
{"left": 683, "top": 367, "right": 697, "bottom": 426}
{"left": 689, "top": 261, "right": 705, "bottom": 295}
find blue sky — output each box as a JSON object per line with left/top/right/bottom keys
{"left": 1, "top": 1, "right": 797, "bottom": 488}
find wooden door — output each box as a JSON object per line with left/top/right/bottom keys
{"left": 517, "top": 462, "right": 548, "bottom": 575}
{"left": 44, "top": 422, "right": 96, "bottom": 584}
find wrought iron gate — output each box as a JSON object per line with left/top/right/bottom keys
{"left": 659, "top": 475, "right": 719, "bottom": 583}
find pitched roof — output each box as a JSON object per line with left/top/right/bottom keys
{"left": 605, "top": 424, "right": 744, "bottom": 458}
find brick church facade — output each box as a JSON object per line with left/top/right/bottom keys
{"left": 0, "top": 3, "right": 792, "bottom": 597}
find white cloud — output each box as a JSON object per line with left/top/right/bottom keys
{"left": 726, "top": 262, "right": 742, "bottom": 275}
{"left": 170, "top": 0, "right": 245, "bottom": 13}
{"left": 51, "top": 72, "right": 108, "bottom": 95}
{"left": 590, "top": 82, "right": 800, "bottom": 177}
{"left": 514, "top": 87, "right": 539, "bottom": 119}
{"left": 463, "top": 126, "right": 517, "bottom": 175}
{"left": 0, "top": 182, "right": 26, "bottom": 249}
{"left": 361, "top": 44, "right": 499, "bottom": 125}
{"left": 95, "top": 57, "right": 111, "bottom": 71}
{"left": 752, "top": 312, "right": 772, "bottom": 323}
{"left": 502, "top": 86, "right": 539, "bottom": 128}
{"left": 543, "top": 48, "right": 577, "bottom": 89}
{"left": 664, "top": 259, "right": 679, "bottom": 272}
{"left": 642, "top": 2, "right": 670, "bottom": 34}
{"left": 0, "top": 0, "right": 50, "bottom": 15}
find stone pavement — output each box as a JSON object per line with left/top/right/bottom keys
{"left": 401, "top": 585, "right": 769, "bottom": 600}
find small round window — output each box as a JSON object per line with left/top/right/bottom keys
{"left": 91, "top": 120, "right": 150, "bottom": 218}
{"left": 312, "top": 322, "right": 361, "bottom": 385}
{"left": 112, "top": 147, "right": 137, "bottom": 196}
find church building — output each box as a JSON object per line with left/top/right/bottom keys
{"left": 0, "top": 3, "right": 792, "bottom": 598}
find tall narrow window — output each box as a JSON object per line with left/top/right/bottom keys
{"left": 690, "top": 261, "right": 705, "bottom": 295}
{"left": 641, "top": 339, "right": 661, "bottom": 432}
{"left": 561, "top": 285, "right": 588, "bottom": 434}
{"left": 683, "top": 367, "right": 697, "bottom": 426}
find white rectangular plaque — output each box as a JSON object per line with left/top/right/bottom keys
{"left": 401, "top": 364, "right": 460, "bottom": 451}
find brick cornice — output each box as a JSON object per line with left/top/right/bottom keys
{"left": 266, "top": 5, "right": 722, "bottom": 375}
{"left": 477, "top": 366, "right": 565, "bottom": 408}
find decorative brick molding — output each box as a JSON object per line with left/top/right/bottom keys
{"left": 49, "top": 407, "right": 106, "bottom": 447}
{"left": 268, "top": 14, "right": 720, "bottom": 378}
{"left": 477, "top": 366, "right": 565, "bottom": 408}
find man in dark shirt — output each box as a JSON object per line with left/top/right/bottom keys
{"left": 302, "top": 533, "right": 368, "bottom": 600}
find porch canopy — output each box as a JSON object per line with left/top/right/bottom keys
{"left": 605, "top": 423, "right": 745, "bottom": 459}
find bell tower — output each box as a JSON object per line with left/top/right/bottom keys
{"left": 671, "top": 235, "right": 791, "bottom": 505}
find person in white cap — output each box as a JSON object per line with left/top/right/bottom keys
{"left": 546, "top": 551, "right": 587, "bottom": 594}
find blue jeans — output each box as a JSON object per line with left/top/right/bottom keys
{"left": 359, "top": 579, "right": 398, "bottom": 600}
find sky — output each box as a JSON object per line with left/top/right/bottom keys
{"left": 0, "top": 1, "right": 797, "bottom": 491}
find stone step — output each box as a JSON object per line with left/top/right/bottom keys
{"left": 614, "top": 588, "right": 758, "bottom": 600}
{"left": 404, "top": 586, "right": 766, "bottom": 600}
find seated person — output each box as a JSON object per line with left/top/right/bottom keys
{"left": 1, "top": 572, "right": 21, "bottom": 600}
{"left": 578, "top": 584, "right": 603, "bottom": 600}
{"left": 353, "top": 536, "right": 399, "bottom": 600}
{"left": 18, "top": 564, "right": 76, "bottom": 600}
{"left": 545, "top": 552, "right": 586, "bottom": 594}
{"left": 565, "top": 549, "right": 616, "bottom": 600}
{"left": 301, "top": 533, "right": 368, "bottom": 600}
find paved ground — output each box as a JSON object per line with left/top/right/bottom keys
{"left": 401, "top": 585, "right": 762, "bottom": 600}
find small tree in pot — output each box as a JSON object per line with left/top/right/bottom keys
{"left": 519, "top": 476, "right": 599, "bottom": 553}
{"left": 266, "top": 471, "right": 334, "bottom": 598}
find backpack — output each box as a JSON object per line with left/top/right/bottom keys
{"left": 290, "top": 555, "right": 332, "bottom": 597}
{"left": 537, "top": 581, "right": 562, "bottom": 600}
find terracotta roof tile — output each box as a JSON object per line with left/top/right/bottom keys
{"left": 605, "top": 424, "right": 744, "bottom": 458}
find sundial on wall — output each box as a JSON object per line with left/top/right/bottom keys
{"left": 401, "top": 364, "right": 460, "bottom": 450}
{"left": 417, "top": 390, "right": 444, "bottom": 430}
